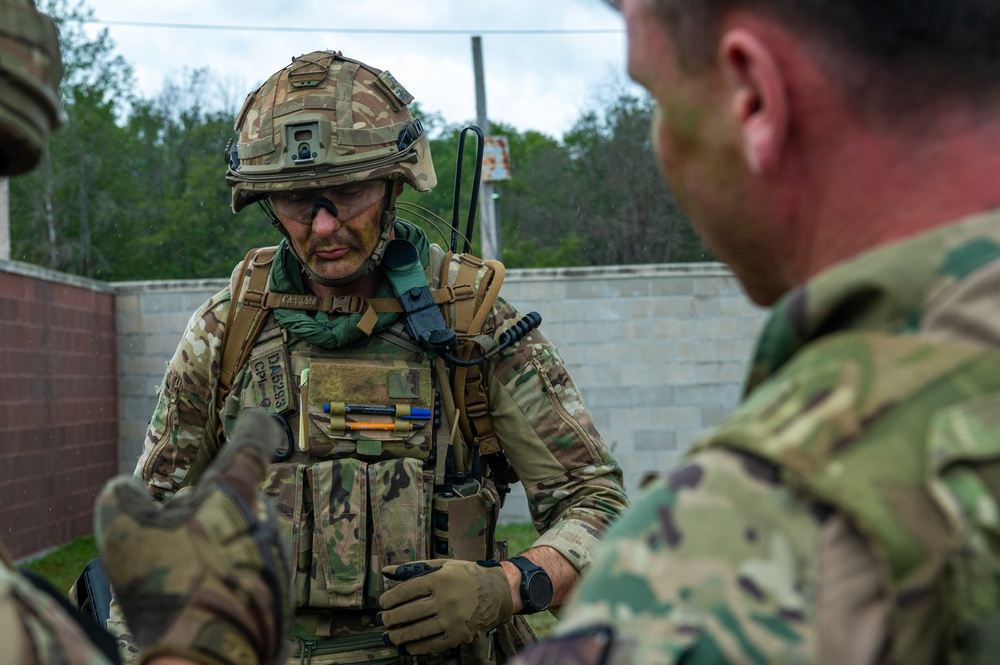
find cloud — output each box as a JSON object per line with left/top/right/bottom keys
{"left": 80, "top": 0, "right": 632, "bottom": 139}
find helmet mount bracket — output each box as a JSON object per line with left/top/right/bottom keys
{"left": 287, "top": 122, "right": 320, "bottom": 166}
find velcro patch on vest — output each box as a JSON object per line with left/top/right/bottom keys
{"left": 247, "top": 336, "right": 293, "bottom": 414}
{"left": 300, "top": 358, "right": 434, "bottom": 460}
{"left": 388, "top": 369, "right": 421, "bottom": 400}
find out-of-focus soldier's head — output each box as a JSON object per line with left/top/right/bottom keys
{"left": 615, "top": 0, "right": 1000, "bottom": 305}
{"left": 0, "top": 0, "right": 64, "bottom": 177}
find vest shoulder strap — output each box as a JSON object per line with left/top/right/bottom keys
{"left": 216, "top": 246, "right": 279, "bottom": 427}
{"left": 439, "top": 251, "right": 506, "bottom": 457}
{"left": 216, "top": 246, "right": 506, "bottom": 458}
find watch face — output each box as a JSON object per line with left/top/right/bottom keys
{"left": 511, "top": 556, "right": 554, "bottom": 613}
{"left": 526, "top": 571, "right": 553, "bottom": 610}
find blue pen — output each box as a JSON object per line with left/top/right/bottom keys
{"left": 322, "top": 404, "right": 431, "bottom": 420}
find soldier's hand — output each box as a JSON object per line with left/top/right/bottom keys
{"left": 377, "top": 559, "right": 513, "bottom": 655}
{"left": 95, "top": 409, "right": 291, "bottom": 665}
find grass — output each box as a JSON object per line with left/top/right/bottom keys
{"left": 19, "top": 523, "right": 558, "bottom": 637}
{"left": 19, "top": 534, "right": 98, "bottom": 595}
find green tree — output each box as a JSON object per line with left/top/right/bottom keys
{"left": 9, "top": 0, "right": 137, "bottom": 278}
{"left": 403, "top": 89, "right": 704, "bottom": 269}
{"left": 481, "top": 124, "right": 589, "bottom": 268}
{"left": 130, "top": 70, "right": 274, "bottom": 280}
{"left": 398, "top": 116, "right": 589, "bottom": 268}
{"left": 10, "top": 7, "right": 268, "bottom": 282}
{"left": 564, "top": 90, "right": 707, "bottom": 265}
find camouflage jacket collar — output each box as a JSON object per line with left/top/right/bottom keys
{"left": 268, "top": 221, "right": 431, "bottom": 349}
{"left": 745, "top": 207, "right": 1000, "bottom": 393}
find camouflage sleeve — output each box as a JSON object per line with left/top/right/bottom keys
{"left": 488, "top": 297, "right": 630, "bottom": 571}
{"left": 132, "top": 287, "right": 232, "bottom": 502}
{"left": 1, "top": 561, "right": 114, "bottom": 665}
{"left": 548, "top": 447, "right": 823, "bottom": 664}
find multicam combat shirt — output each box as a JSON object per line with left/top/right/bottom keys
{"left": 519, "top": 208, "right": 1000, "bottom": 665}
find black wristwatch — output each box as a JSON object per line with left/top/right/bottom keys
{"left": 508, "top": 555, "right": 553, "bottom": 614}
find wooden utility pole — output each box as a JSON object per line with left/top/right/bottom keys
{"left": 0, "top": 178, "right": 9, "bottom": 261}
{"left": 471, "top": 36, "right": 499, "bottom": 260}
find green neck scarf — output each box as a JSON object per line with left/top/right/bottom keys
{"left": 268, "top": 220, "right": 431, "bottom": 349}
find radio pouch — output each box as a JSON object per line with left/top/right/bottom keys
{"left": 431, "top": 479, "right": 500, "bottom": 561}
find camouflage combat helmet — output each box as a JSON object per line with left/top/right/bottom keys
{"left": 225, "top": 49, "right": 437, "bottom": 213}
{"left": 0, "top": 0, "right": 64, "bottom": 176}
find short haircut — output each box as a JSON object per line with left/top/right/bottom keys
{"left": 625, "top": 0, "right": 1000, "bottom": 119}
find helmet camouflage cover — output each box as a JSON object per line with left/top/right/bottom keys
{"left": 226, "top": 50, "right": 437, "bottom": 213}
{"left": 0, "top": 0, "right": 64, "bottom": 176}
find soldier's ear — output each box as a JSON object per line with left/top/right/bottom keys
{"left": 718, "top": 28, "right": 789, "bottom": 175}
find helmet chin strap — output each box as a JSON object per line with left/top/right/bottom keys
{"left": 267, "top": 182, "right": 400, "bottom": 289}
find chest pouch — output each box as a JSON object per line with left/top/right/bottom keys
{"left": 298, "top": 357, "right": 434, "bottom": 460}
{"left": 265, "top": 457, "right": 434, "bottom": 611}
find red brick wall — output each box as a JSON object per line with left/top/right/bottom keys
{"left": 0, "top": 269, "right": 118, "bottom": 560}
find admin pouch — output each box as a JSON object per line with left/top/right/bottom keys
{"left": 297, "top": 358, "right": 434, "bottom": 460}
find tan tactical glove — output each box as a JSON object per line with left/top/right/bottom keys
{"left": 378, "top": 559, "right": 513, "bottom": 655}
{"left": 96, "top": 409, "right": 291, "bottom": 665}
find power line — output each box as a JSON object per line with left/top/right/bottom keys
{"left": 79, "top": 19, "right": 624, "bottom": 35}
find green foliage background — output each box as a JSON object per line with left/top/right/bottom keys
{"left": 10, "top": 0, "right": 707, "bottom": 282}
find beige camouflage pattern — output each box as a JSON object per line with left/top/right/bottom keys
{"left": 516, "top": 208, "right": 1000, "bottom": 665}
{"left": 227, "top": 50, "right": 436, "bottom": 212}
{"left": 0, "top": 550, "right": 112, "bottom": 665}
{"left": 100, "top": 409, "right": 291, "bottom": 665}
{"left": 131, "top": 239, "right": 628, "bottom": 663}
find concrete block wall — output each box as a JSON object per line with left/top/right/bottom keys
{"left": 113, "top": 263, "right": 768, "bottom": 522}
{"left": 0, "top": 261, "right": 118, "bottom": 559}
{"left": 497, "top": 263, "right": 767, "bottom": 520}
{"left": 114, "top": 280, "right": 226, "bottom": 475}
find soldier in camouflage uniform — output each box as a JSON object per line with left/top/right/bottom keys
{"left": 0, "top": 4, "right": 291, "bottom": 665}
{"left": 513, "top": 1, "right": 1000, "bottom": 664}
{"left": 122, "top": 50, "right": 629, "bottom": 665}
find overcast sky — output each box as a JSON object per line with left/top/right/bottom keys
{"left": 78, "top": 0, "right": 635, "bottom": 140}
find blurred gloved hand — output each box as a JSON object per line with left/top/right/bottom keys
{"left": 377, "top": 559, "right": 513, "bottom": 655}
{"left": 95, "top": 409, "right": 291, "bottom": 665}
